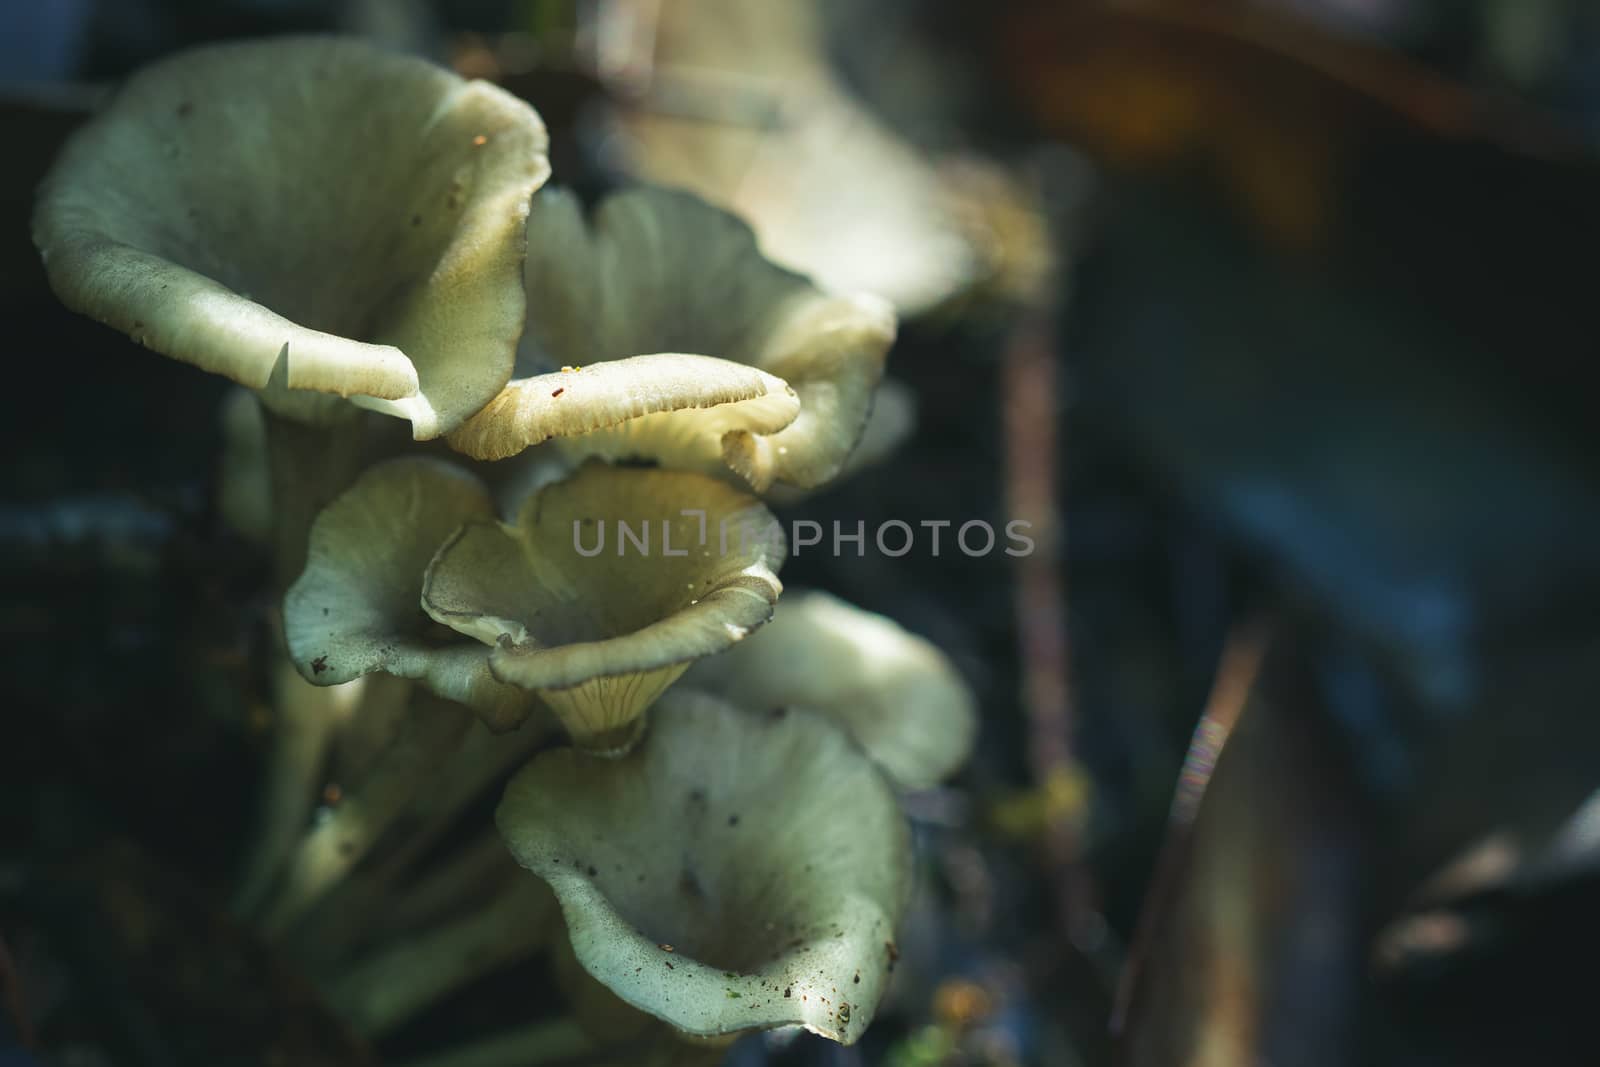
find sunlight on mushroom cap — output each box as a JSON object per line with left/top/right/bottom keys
{"left": 497, "top": 690, "right": 911, "bottom": 1043}
{"left": 284, "top": 457, "right": 535, "bottom": 731}
{"left": 609, "top": 0, "right": 983, "bottom": 314}
{"left": 682, "top": 590, "right": 976, "bottom": 789}
{"left": 421, "top": 462, "right": 785, "bottom": 752}
{"left": 33, "top": 35, "right": 549, "bottom": 436}
{"left": 447, "top": 186, "right": 895, "bottom": 490}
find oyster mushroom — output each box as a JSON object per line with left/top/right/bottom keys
{"left": 496, "top": 690, "right": 911, "bottom": 1044}
{"left": 421, "top": 460, "right": 785, "bottom": 753}
{"left": 606, "top": 0, "right": 985, "bottom": 314}
{"left": 33, "top": 35, "right": 549, "bottom": 439}
{"left": 447, "top": 186, "right": 896, "bottom": 491}
{"left": 284, "top": 456, "right": 535, "bottom": 731}
{"left": 682, "top": 589, "right": 977, "bottom": 789}
{"left": 263, "top": 457, "right": 539, "bottom": 929}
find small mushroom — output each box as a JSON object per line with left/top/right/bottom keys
{"left": 422, "top": 461, "right": 785, "bottom": 752}
{"left": 496, "top": 690, "right": 911, "bottom": 1043}
{"left": 33, "top": 35, "right": 549, "bottom": 437}
{"left": 283, "top": 456, "right": 535, "bottom": 732}
{"left": 682, "top": 590, "right": 977, "bottom": 789}
{"left": 447, "top": 186, "right": 896, "bottom": 490}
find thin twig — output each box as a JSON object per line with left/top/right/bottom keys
{"left": 1001, "top": 305, "right": 1097, "bottom": 946}
{"left": 1110, "top": 619, "right": 1272, "bottom": 1033}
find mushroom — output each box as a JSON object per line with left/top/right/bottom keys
{"left": 34, "top": 38, "right": 552, "bottom": 905}
{"left": 35, "top": 35, "right": 552, "bottom": 591}
{"left": 604, "top": 0, "right": 986, "bottom": 314}
{"left": 261, "top": 457, "right": 540, "bottom": 929}
{"left": 421, "top": 459, "right": 785, "bottom": 753}
{"left": 283, "top": 456, "right": 536, "bottom": 732}
{"left": 681, "top": 589, "right": 977, "bottom": 789}
{"left": 496, "top": 689, "right": 912, "bottom": 1044}
{"left": 446, "top": 186, "right": 897, "bottom": 491}
{"left": 33, "top": 35, "right": 549, "bottom": 439}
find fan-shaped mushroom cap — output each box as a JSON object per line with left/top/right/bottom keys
{"left": 497, "top": 690, "right": 911, "bottom": 1043}
{"left": 608, "top": 0, "right": 984, "bottom": 314}
{"left": 284, "top": 457, "right": 535, "bottom": 731}
{"left": 421, "top": 461, "right": 784, "bottom": 752}
{"left": 682, "top": 590, "right": 976, "bottom": 788}
{"left": 33, "top": 36, "right": 549, "bottom": 436}
{"left": 447, "top": 186, "right": 895, "bottom": 490}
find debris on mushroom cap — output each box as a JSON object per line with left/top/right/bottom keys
{"left": 496, "top": 690, "right": 911, "bottom": 1043}
{"left": 421, "top": 461, "right": 785, "bottom": 753}
{"left": 446, "top": 185, "right": 896, "bottom": 490}
{"left": 682, "top": 590, "right": 977, "bottom": 788}
{"left": 283, "top": 457, "right": 535, "bottom": 732}
{"left": 33, "top": 35, "right": 550, "bottom": 437}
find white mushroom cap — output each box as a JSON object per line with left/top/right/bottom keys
{"left": 33, "top": 36, "right": 550, "bottom": 437}
{"left": 496, "top": 690, "right": 911, "bottom": 1043}
{"left": 421, "top": 461, "right": 785, "bottom": 752}
{"left": 682, "top": 590, "right": 977, "bottom": 789}
{"left": 447, "top": 186, "right": 896, "bottom": 490}
{"left": 609, "top": 0, "right": 983, "bottom": 314}
{"left": 283, "top": 457, "right": 535, "bottom": 731}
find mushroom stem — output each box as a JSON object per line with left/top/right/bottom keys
{"left": 287, "top": 827, "right": 503, "bottom": 979}
{"left": 372, "top": 713, "right": 555, "bottom": 873}
{"left": 390, "top": 1019, "right": 592, "bottom": 1067}
{"left": 262, "top": 409, "right": 384, "bottom": 590}
{"left": 324, "top": 876, "right": 555, "bottom": 1037}
{"left": 377, "top": 830, "right": 519, "bottom": 936}
{"left": 276, "top": 717, "right": 552, "bottom": 968}
{"left": 258, "top": 694, "right": 475, "bottom": 936}
{"left": 231, "top": 409, "right": 391, "bottom": 915}
{"left": 230, "top": 656, "right": 365, "bottom": 918}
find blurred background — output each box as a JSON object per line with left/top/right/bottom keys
{"left": 4, "top": 0, "right": 1600, "bottom": 1064}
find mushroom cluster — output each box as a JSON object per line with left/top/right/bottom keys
{"left": 34, "top": 35, "right": 976, "bottom": 1059}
